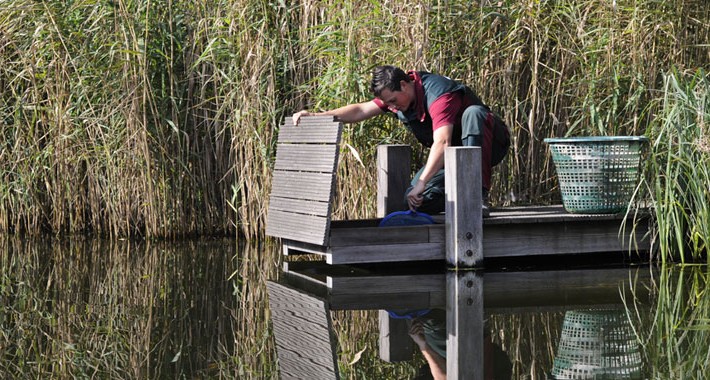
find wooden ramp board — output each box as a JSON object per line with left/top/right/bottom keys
{"left": 266, "top": 116, "right": 343, "bottom": 246}
{"left": 267, "top": 280, "right": 339, "bottom": 380}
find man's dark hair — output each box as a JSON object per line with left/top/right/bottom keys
{"left": 370, "top": 65, "right": 410, "bottom": 96}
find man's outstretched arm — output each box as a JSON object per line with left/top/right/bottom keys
{"left": 292, "top": 100, "right": 384, "bottom": 125}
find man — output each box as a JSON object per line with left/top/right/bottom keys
{"left": 293, "top": 65, "right": 509, "bottom": 215}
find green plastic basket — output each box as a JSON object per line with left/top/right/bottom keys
{"left": 551, "top": 310, "right": 642, "bottom": 380}
{"left": 544, "top": 136, "right": 648, "bottom": 214}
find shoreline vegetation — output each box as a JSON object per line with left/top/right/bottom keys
{"left": 1, "top": 2, "right": 709, "bottom": 378}
{"left": 1, "top": 2, "right": 708, "bottom": 253}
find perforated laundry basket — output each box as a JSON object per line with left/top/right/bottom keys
{"left": 551, "top": 310, "right": 642, "bottom": 380}
{"left": 544, "top": 137, "right": 648, "bottom": 214}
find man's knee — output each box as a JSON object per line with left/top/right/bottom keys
{"left": 461, "top": 105, "right": 489, "bottom": 146}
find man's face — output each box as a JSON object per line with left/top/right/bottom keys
{"left": 378, "top": 81, "right": 414, "bottom": 112}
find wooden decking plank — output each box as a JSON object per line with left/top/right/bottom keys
{"left": 266, "top": 210, "right": 330, "bottom": 246}
{"left": 482, "top": 221, "right": 650, "bottom": 257}
{"left": 270, "top": 170, "right": 335, "bottom": 202}
{"left": 328, "top": 224, "right": 442, "bottom": 247}
{"left": 268, "top": 196, "right": 330, "bottom": 217}
{"left": 274, "top": 144, "right": 340, "bottom": 172}
{"left": 328, "top": 242, "right": 445, "bottom": 264}
{"left": 278, "top": 123, "right": 342, "bottom": 143}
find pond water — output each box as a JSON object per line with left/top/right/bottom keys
{"left": 1, "top": 237, "right": 708, "bottom": 379}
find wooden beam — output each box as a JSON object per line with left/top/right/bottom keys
{"left": 377, "top": 144, "right": 411, "bottom": 217}
{"left": 445, "top": 147, "right": 483, "bottom": 268}
{"left": 376, "top": 144, "right": 416, "bottom": 363}
{"left": 447, "top": 271, "right": 484, "bottom": 380}
{"left": 378, "top": 310, "right": 415, "bottom": 362}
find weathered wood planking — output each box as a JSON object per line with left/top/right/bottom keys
{"left": 445, "top": 147, "right": 483, "bottom": 267}
{"left": 266, "top": 116, "right": 342, "bottom": 246}
{"left": 281, "top": 261, "right": 654, "bottom": 312}
{"left": 447, "top": 271, "right": 484, "bottom": 380}
{"left": 267, "top": 281, "right": 339, "bottom": 380}
{"left": 304, "top": 206, "right": 652, "bottom": 264}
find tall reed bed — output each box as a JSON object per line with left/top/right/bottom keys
{"left": 639, "top": 70, "right": 709, "bottom": 263}
{"left": 0, "top": 0, "right": 292, "bottom": 238}
{"left": 1, "top": 0, "right": 708, "bottom": 242}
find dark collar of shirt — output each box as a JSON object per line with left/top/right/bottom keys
{"left": 407, "top": 70, "right": 427, "bottom": 123}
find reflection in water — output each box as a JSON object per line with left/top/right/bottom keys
{"left": 398, "top": 308, "right": 512, "bottom": 380}
{"left": 0, "top": 236, "right": 241, "bottom": 378}
{"left": 551, "top": 310, "right": 642, "bottom": 379}
{"left": 2, "top": 236, "right": 709, "bottom": 379}
{"left": 269, "top": 261, "right": 664, "bottom": 379}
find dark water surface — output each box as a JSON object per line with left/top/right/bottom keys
{"left": 1, "top": 237, "right": 708, "bottom": 379}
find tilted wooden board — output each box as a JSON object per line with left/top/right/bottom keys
{"left": 265, "top": 116, "right": 342, "bottom": 246}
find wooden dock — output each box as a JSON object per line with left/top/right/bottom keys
{"left": 265, "top": 117, "right": 652, "bottom": 267}
{"left": 265, "top": 116, "right": 653, "bottom": 380}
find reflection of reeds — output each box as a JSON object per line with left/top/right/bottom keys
{"left": 626, "top": 265, "right": 710, "bottom": 379}
{"left": 489, "top": 312, "right": 565, "bottom": 379}
{"left": 1, "top": 1, "right": 708, "bottom": 239}
{"left": 0, "top": 236, "right": 243, "bottom": 378}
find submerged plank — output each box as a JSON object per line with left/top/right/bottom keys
{"left": 267, "top": 281, "right": 339, "bottom": 380}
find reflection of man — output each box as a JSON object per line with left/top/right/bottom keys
{"left": 404, "top": 309, "right": 512, "bottom": 380}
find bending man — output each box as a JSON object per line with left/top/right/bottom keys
{"left": 293, "top": 65, "right": 510, "bottom": 215}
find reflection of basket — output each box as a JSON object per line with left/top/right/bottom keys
{"left": 544, "top": 137, "right": 647, "bottom": 214}
{"left": 551, "top": 310, "right": 642, "bottom": 380}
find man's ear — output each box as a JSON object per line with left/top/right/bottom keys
{"left": 399, "top": 80, "right": 410, "bottom": 91}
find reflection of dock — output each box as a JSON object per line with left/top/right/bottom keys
{"left": 281, "top": 261, "right": 653, "bottom": 312}
{"left": 268, "top": 263, "right": 654, "bottom": 380}
{"left": 266, "top": 117, "right": 652, "bottom": 268}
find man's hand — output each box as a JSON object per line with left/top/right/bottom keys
{"left": 408, "top": 319, "right": 428, "bottom": 351}
{"left": 292, "top": 110, "right": 311, "bottom": 125}
{"left": 407, "top": 180, "right": 426, "bottom": 211}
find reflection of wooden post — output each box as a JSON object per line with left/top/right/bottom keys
{"left": 377, "top": 145, "right": 411, "bottom": 216}
{"left": 378, "top": 310, "right": 415, "bottom": 362}
{"left": 446, "top": 146, "right": 484, "bottom": 379}
{"left": 445, "top": 147, "right": 483, "bottom": 268}
{"left": 377, "top": 144, "right": 415, "bottom": 362}
{"left": 447, "top": 271, "right": 484, "bottom": 380}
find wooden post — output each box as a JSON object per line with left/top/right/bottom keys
{"left": 447, "top": 271, "right": 485, "bottom": 380}
{"left": 377, "top": 144, "right": 411, "bottom": 217}
{"left": 445, "top": 147, "right": 483, "bottom": 268}
{"left": 376, "top": 144, "right": 415, "bottom": 362}
{"left": 378, "top": 310, "right": 416, "bottom": 362}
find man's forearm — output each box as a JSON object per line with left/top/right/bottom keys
{"left": 420, "top": 345, "right": 447, "bottom": 380}
{"left": 417, "top": 139, "right": 448, "bottom": 185}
